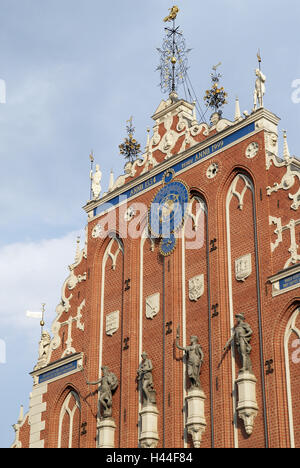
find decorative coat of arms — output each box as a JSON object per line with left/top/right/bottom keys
{"left": 235, "top": 254, "right": 252, "bottom": 282}
{"left": 146, "top": 293, "right": 160, "bottom": 320}
{"left": 106, "top": 311, "right": 119, "bottom": 336}
{"left": 188, "top": 274, "right": 204, "bottom": 301}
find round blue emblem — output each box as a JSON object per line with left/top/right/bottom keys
{"left": 160, "top": 234, "right": 177, "bottom": 257}
{"left": 148, "top": 180, "right": 190, "bottom": 239}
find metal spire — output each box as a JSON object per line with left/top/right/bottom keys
{"left": 119, "top": 117, "right": 141, "bottom": 164}
{"left": 157, "top": 6, "right": 191, "bottom": 97}
{"left": 204, "top": 63, "right": 228, "bottom": 119}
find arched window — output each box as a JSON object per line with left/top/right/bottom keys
{"left": 284, "top": 308, "right": 300, "bottom": 447}
{"left": 57, "top": 391, "right": 81, "bottom": 448}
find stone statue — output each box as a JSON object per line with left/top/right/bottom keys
{"left": 210, "top": 111, "right": 221, "bottom": 127}
{"left": 176, "top": 325, "right": 204, "bottom": 389}
{"left": 90, "top": 164, "right": 102, "bottom": 199}
{"left": 137, "top": 352, "right": 156, "bottom": 407}
{"left": 253, "top": 68, "right": 266, "bottom": 111}
{"left": 86, "top": 366, "right": 118, "bottom": 418}
{"left": 35, "top": 331, "right": 51, "bottom": 370}
{"left": 223, "top": 313, "right": 253, "bottom": 374}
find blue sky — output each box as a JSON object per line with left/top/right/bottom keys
{"left": 0, "top": 0, "right": 299, "bottom": 448}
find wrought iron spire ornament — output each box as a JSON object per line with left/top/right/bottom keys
{"left": 119, "top": 116, "right": 141, "bottom": 164}
{"left": 204, "top": 63, "right": 228, "bottom": 118}
{"left": 157, "top": 6, "right": 191, "bottom": 96}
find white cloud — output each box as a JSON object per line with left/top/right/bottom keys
{"left": 0, "top": 229, "right": 84, "bottom": 332}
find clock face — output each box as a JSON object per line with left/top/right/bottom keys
{"left": 160, "top": 234, "right": 176, "bottom": 257}
{"left": 245, "top": 142, "right": 259, "bottom": 159}
{"left": 148, "top": 180, "right": 190, "bottom": 238}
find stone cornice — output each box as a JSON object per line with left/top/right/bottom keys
{"left": 30, "top": 352, "right": 83, "bottom": 382}
{"left": 83, "top": 108, "right": 280, "bottom": 217}
{"left": 151, "top": 98, "right": 194, "bottom": 122}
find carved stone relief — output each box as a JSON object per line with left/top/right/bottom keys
{"left": 188, "top": 274, "right": 204, "bottom": 301}
{"left": 145, "top": 293, "right": 160, "bottom": 320}
{"left": 106, "top": 311, "right": 120, "bottom": 336}
{"left": 92, "top": 223, "right": 103, "bottom": 239}
{"left": 245, "top": 142, "right": 259, "bottom": 159}
{"left": 206, "top": 162, "right": 219, "bottom": 179}
{"left": 235, "top": 254, "right": 252, "bottom": 282}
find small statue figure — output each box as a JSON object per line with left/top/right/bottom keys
{"left": 90, "top": 164, "right": 102, "bottom": 199}
{"left": 253, "top": 68, "right": 266, "bottom": 111}
{"left": 223, "top": 313, "right": 253, "bottom": 374}
{"left": 86, "top": 366, "right": 118, "bottom": 418}
{"left": 176, "top": 325, "right": 204, "bottom": 389}
{"left": 137, "top": 352, "right": 156, "bottom": 407}
{"left": 163, "top": 5, "right": 179, "bottom": 23}
{"left": 210, "top": 111, "right": 221, "bottom": 127}
{"left": 35, "top": 330, "right": 51, "bottom": 370}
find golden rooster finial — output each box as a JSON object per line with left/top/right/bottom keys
{"left": 163, "top": 5, "right": 179, "bottom": 23}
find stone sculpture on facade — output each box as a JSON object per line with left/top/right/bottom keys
{"left": 176, "top": 325, "right": 204, "bottom": 388}
{"left": 35, "top": 331, "right": 51, "bottom": 370}
{"left": 137, "top": 352, "right": 159, "bottom": 448}
{"left": 137, "top": 352, "right": 156, "bottom": 406}
{"left": 253, "top": 68, "right": 266, "bottom": 111}
{"left": 86, "top": 365, "right": 118, "bottom": 419}
{"left": 223, "top": 313, "right": 253, "bottom": 374}
{"left": 90, "top": 163, "right": 102, "bottom": 199}
{"left": 223, "top": 313, "right": 258, "bottom": 436}
{"left": 86, "top": 366, "right": 118, "bottom": 448}
{"left": 176, "top": 325, "right": 206, "bottom": 448}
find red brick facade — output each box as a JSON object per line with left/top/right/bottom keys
{"left": 12, "top": 97, "right": 300, "bottom": 448}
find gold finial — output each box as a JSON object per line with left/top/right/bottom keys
{"left": 163, "top": 5, "right": 179, "bottom": 23}
{"left": 40, "top": 303, "right": 46, "bottom": 329}
{"left": 257, "top": 49, "right": 262, "bottom": 63}
{"left": 89, "top": 150, "right": 94, "bottom": 163}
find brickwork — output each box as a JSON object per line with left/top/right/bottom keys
{"left": 14, "top": 103, "right": 300, "bottom": 449}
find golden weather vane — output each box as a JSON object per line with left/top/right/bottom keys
{"left": 163, "top": 5, "right": 179, "bottom": 23}
{"left": 157, "top": 5, "right": 191, "bottom": 95}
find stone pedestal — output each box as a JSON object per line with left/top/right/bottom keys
{"left": 186, "top": 388, "right": 207, "bottom": 448}
{"left": 236, "top": 371, "right": 258, "bottom": 435}
{"left": 97, "top": 418, "right": 116, "bottom": 448}
{"left": 139, "top": 404, "right": 159, "bottom": 448}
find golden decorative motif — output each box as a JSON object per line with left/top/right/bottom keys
{"left": 163, "top": 5, "right": 179, "bottom": 23}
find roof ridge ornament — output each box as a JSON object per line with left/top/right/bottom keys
{"left": 253, "top": 50, "right": 266, "bottom": 111}
{"left": 157, "top": 6, "right": 190, "bottom": 97}
{"left": 204, "top": 63, "right": 228, "bottom": 123}
{"left": 119, "top": 116, "right": 141, "bottom": 164}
